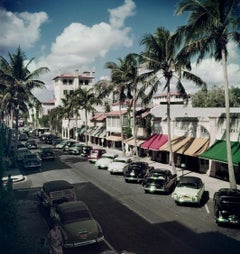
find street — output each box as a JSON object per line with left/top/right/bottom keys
{"left": 14, "top": 148, "right": 240, "bottom": 254}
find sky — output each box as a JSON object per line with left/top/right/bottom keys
{"left": 0, "top": 0, "right": 240, "bottom": 102}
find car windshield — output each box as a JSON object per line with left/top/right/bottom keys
{"left": 178, "top": 182, "right": 199, "bottom": 189}
{"left": 146, "top": 178, "right": 165, "bottom": 185}
{"left": 61, "top": 210, "right": 91, "bottom": 224}
{"left": 114, "top": 158, "right": 127, "bottom": 163}
{"left": 102, "top": 154, "right": 115, "bottom": 159}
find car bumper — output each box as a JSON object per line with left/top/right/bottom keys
{"left": 63, "top": 236, "right": 104, "bottom": 248}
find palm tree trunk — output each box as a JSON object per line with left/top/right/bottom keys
{"left": 85, "top": 110, "right": 88, "bottom": 145}
{"left": 222, "top": 49, "right": 237, "bottom": 189}
{"left": 119, "top": 103, "right": 125, "bottom": 156}
{"left": 132, "top": 81, "right": 139, "bottom": 158}
{"left": 166, "top": 79, "right": 176, "bottom": 174}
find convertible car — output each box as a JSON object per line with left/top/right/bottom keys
{"left": 50, "top": 201, "right": 104, "bottom": 248}
{"left": 142, "top": 168, "right": 177, "bottom": 194}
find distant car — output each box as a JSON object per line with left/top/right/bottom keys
{"left": 142, "top": 168, "right": 177, "bottom": 194}
{"left": 19, "top": 132, "right": 28, "bottom": 141}
{"left": 123, "top": 161, "right": 154, "bottom": 183}
{"left": 88, "top": 148, "right": 106, "bottom": 163}
{"left": 25, "top": 139, "right": 38, "bottom": 149}
{"left": 38, "top": 180, "right": 76, "bottom": 210}
{"left": 50, "top": 201, "right": 104, "bottom": 248}
{"left": 172, "top": 176, "right": 205, "bottom": 205}
{"left": 63, "top": 140, "right": 76, "bottom": 152}
{"left": 68, "top": 143, "right": 84, "bottom": 155}
{"left": 17, "top": 147, "right": 31, "bottom": 161}
{"left": 95, "top": 153, "right": 118, "bottom": 169}
{"left": 38, "top": 146, "right": 56, "bottom": 160}
{"left": 44, "top": 134, "right": 59, "bottom": 144}
{"left": 23, "top": 153, "right": 41, "bottom": 169}
{"left": 80, "top": 145, "right": 93, "bottom": 158}
{"left": 213, "top": 188, "right": 240, "bottom": 226}
{"left": 55, "top": 139, "right": 69, "bottom": 149}
{"left": 51, "top": 137, "right": 63, "bottom": 146}
{"left": 108, "top": 156, "right": 132, "bottom": 174}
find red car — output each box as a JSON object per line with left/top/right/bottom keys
{"left": 88, "top": 148, "right": 106, "bottom": 163}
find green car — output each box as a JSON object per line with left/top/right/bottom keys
{"left": 50, "top": 201, "right": 104, "bottom": 248}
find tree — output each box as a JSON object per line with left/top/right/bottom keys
{"left": 140, "top": 27, "right": 206, "bottom": 174}
{"left": 61, "top": 94, "right": 74, "bottom": 139}
{"left": 0, "top": 47, "right": 49, "bottom": 165}
{"left": 176, "top": 0, "right": 240, "bottom": 189}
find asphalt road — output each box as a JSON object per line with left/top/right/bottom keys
{"left": 14, "top": 145, "right": 240, "bottom": 254}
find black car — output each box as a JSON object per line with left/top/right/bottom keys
{"left": 123, "top": 161, "right": 153, "bottom": 183}
{"left": 142, "top": 168, "right": 177, "bottom": 194}
{"left": 80, "top": 145, "right": 93, "bottom": 158}
{"left": 38, "top": 146, "right": 56, "bottom": 160}
{"left": 213, "top": 188, "right": 240, "bottom": 226}
{"left": 45, "top": 134, "right": 60, "bottom": 144}
{"left": 25, "top": 139, "right": 38, "bottom": 149}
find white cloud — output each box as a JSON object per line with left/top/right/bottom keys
{"left": 0, "top": 9, "right": 48, "bottom": 54}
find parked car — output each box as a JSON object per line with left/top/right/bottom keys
{"left": 172, "top": 176, "right": 205, "bottom": 205}
{"left": 68, "top": 143, "right": 84, "bottom": 155}
{"left": 55, "top": 139, "right": 69, "bottom": 149}
{"left": 88, "top": 148, "right": 106, "bottom": 163}
{"left": 17, "top": 147, "right": 31, "bottom": 161}
{"left": 123, "top": 161, "right": 154, "bottom": 183}
{"left": 38, "top": 180, "right": 76, "bottom": 211}
{"left": 39, "top": 132, "right": 52, "bottom": 142}
{"left": 63, "top": 140, "right": 76, "bottom": 152}
{"left": 108, "top": 156, "right": 132, "bottom": 174}
{"left": 23, "top": 153, "right": 41, "bottom": 169}
{"left": 44, "top": 134, "right": 59, "bottom": 144}
{"left": 51, "top": 137, "right": 63, "bottom": 146}
{"left": 80, "top": 145, "right": 93, "bottom": 158}
{"left": 38, "top": 146, "right": 56, "bottom": 160}
{"left": 142, "top": 168, "right": 177, "bottom": 194}
{"left": 50, "top": 201, "right": 104, "bottom": 248}
{"left": 25, "top": 139, "right": 38, "bottom": 149}
{"left": 213, "top": 188, "right": 240, "bottom": 226}
{"left": 19, "top": 132, "right": 28, "bottom": 141}
{"left": 95, "top": 153, "right": 118, "bottom": 169}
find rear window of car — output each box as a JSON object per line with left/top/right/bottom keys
{"left": 61, "top": 210, "right": 91, "bottom": 224}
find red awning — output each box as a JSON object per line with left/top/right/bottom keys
{"left": 149, "top": 134, "right": 168, "bottom": 150}
{"left": 141, "top": 134, "right": 159, "bottom": 149}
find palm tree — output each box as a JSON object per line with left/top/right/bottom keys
{"left": 105, "top": 57, "right": 133, "bottom": 156}
{"left": 175, "top": 0, "right": 240, "bottom": 189}
{"left": 140, "top": 27, "right": 206, "bottom": 174}
{"left": 0, "top": 47, "right": 49, "bottom": 165}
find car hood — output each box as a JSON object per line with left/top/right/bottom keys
{"left": 174, "top": 187, "right": 200, "bottom": 196}
{"left": 62, "top": 219, "right": 101, "bottom": 241}
{"left": 108, "top": 162, "right": 126, "bottom": 170}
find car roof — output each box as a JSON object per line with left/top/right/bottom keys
{"left": 150, "top": 168, "right": 171, "bottom": 174}
{"left": 179, "top": 176, "right": 202, "bottom": 184}
{"left": 57, "top": 201, "right": 89, "bottom": 214}
{"left": 43, "top": 180, "right": 74, "bottom": 193}
{"left": 217, "top": 188, "right": 240, "bottom": 197}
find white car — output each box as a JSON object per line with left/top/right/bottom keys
{"left": 108, "top": 156, "right": 132, "bottom": 174}
{"left": 172, "top": 176, "right": 205, "bottom": 205}
{"left": 95, "top": 153, "right": 118, "bottom": 169}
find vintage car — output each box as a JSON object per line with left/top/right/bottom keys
{"left": 123, "top": 161, "right": 154, "bottom": 183}
{"left": 55, "top": 139, "right": 69, "bottom": 149}
{"left": 108, "top": 156, "right": 132, "bottom": 174}
{"left": 63, "top": 140, "right": 76, "bottom": 152}
{"left": 38, "top": 146, "right": 56, "bottom": 160}
{"left": 68, "top": 143, "right": 84, "bottom": 155}
{"left": 213, "top": 188, "right": 240, "bottom": 226}
{"left": 50, "top": 201, "right": 104, "bottom": 248}
{"left": 19, "top": 132, "right": 28, "bottom": 141}
{"left": 38, "top": 180, "right": 76, "bottom": 210}
{"left": 23, "top": 153, "right": 41, "bottom": 169}
{"left": 25, "top": 139, "right": 38, "bottom": 149}
{"left": 142, "top": 168, "right": 177, "bottom": 194}
{"left": 172, "top": 176, "right": 205, "bottom": 205}
{"left": 88, "top": 148, "right": 106, "bottom": 163}
{"left": 95, "top": 153, "right": 118, "bottom": 169}
{"left": 80, "top": 145, "right": 93, "bottom": 158}
{"left": 17, "top": 147, "right": 31, "bottom": 161}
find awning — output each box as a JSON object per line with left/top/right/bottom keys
{"left": 106, "top": 135, "right": 122, "bottom": 141}
{"left": 77, "top": 126, "right": 87, "bottom": 135}
{"left": 125, "top": 137, "right": 145, "bottom": 147}
{"left": 149, "top": 134, "right": 168, "bottom": 151}
{"left": 160, "top": 136, "right": 209, "bottom": 157}
{"left": 141, "top": 134, "right": 159, "bottom": 149}
{"left": 199, "top": 140, "right": 240, "bottom": 166}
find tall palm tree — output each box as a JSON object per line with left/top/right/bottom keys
{"left": 0, "top": 47, "right": 49, "bottom": 165}
{"left": 140, "top": 27, "right": 206, "bottom": 174}
{"left": 175, "top": 0, "right": 240, "bottom": 189}
{"left": 105, "top": 57, "right": 133, "bottom": 156}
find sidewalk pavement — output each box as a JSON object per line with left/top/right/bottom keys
{"left": 5, "top": 145, "right": 239, "bottom": 199}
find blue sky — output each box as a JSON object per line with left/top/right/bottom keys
{"left": 0, "top": 0, "right": 240, "bottom": 101}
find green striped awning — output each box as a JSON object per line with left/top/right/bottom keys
{"left": 199, "top": 140, "right": 240, "bottom": 166}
